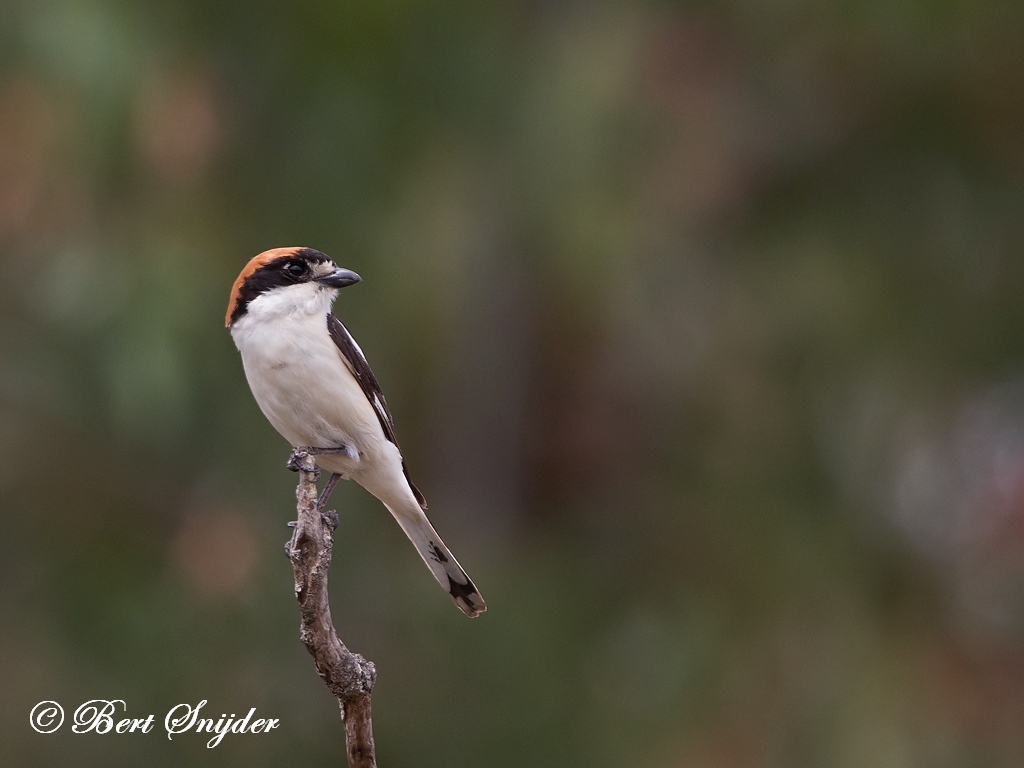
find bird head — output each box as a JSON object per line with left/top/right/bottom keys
{"left": 225, "top": 247, "right": 361, "bottom": 327}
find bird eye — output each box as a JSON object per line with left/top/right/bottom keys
{"left": 283, "top": 262, "right": 306, "bottom": 278}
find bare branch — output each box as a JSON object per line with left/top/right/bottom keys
{"left": 285, "top": 450, "right": 377, "bottom": 768}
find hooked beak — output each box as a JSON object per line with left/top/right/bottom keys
{"left": 317, "top": 267, "right": 362, "bottom": 288}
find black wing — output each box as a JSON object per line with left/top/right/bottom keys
{"left": 327, "top": 313, "right": 427, "bottom": 509}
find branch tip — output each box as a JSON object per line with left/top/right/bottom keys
{"left": 286, "top": 450, "right": 376, "bottom": 767}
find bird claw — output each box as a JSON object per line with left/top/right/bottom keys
{"left": 286, "top": 448, "right": 314, "bottom": 472}
{"left": 288, "top": 445, "right": 351, "bottom": 472}
{"left": 321, "top": 509, "right": 339, "bottom": 530}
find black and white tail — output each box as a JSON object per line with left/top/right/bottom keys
{"left": 386, "top": 505, "right": 486, "bottom": 617}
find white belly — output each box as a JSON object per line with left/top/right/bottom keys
{"left": 231, "top": 309, "right": 386, "bottom": 479}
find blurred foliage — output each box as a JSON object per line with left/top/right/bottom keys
{"left": 2, "top": 0, "right": 1024, "bottom": 766}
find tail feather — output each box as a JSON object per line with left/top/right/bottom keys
{"left": 386, "top": 505, "right": 486, "bottom": 617}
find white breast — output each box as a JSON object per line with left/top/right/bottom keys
{"left": 230, "top": 283, "right": 385, "bottom": 464}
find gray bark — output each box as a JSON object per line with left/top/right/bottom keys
{"left": 285, "top": 450, "right": 377, "bottom": 768}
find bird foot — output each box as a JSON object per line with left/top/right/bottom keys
{"left": 287, "top": 445, "right": 354, "bottom": 472}
{"left": 286, "top": 448, "right": 316, "bottom": 473}
{"left": 321, "top": 509, "right": 339, "bottom": 530}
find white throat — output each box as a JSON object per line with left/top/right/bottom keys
{"left": 237, "top": 282, "right": 337, "bottom": 325}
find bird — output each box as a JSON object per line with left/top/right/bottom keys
{"left": 226, "top": 247, "right": 485, "bottom": 617}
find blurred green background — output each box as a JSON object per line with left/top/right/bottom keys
{"left": 2, "top": 0, "right": 1024, "bottom": 765}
